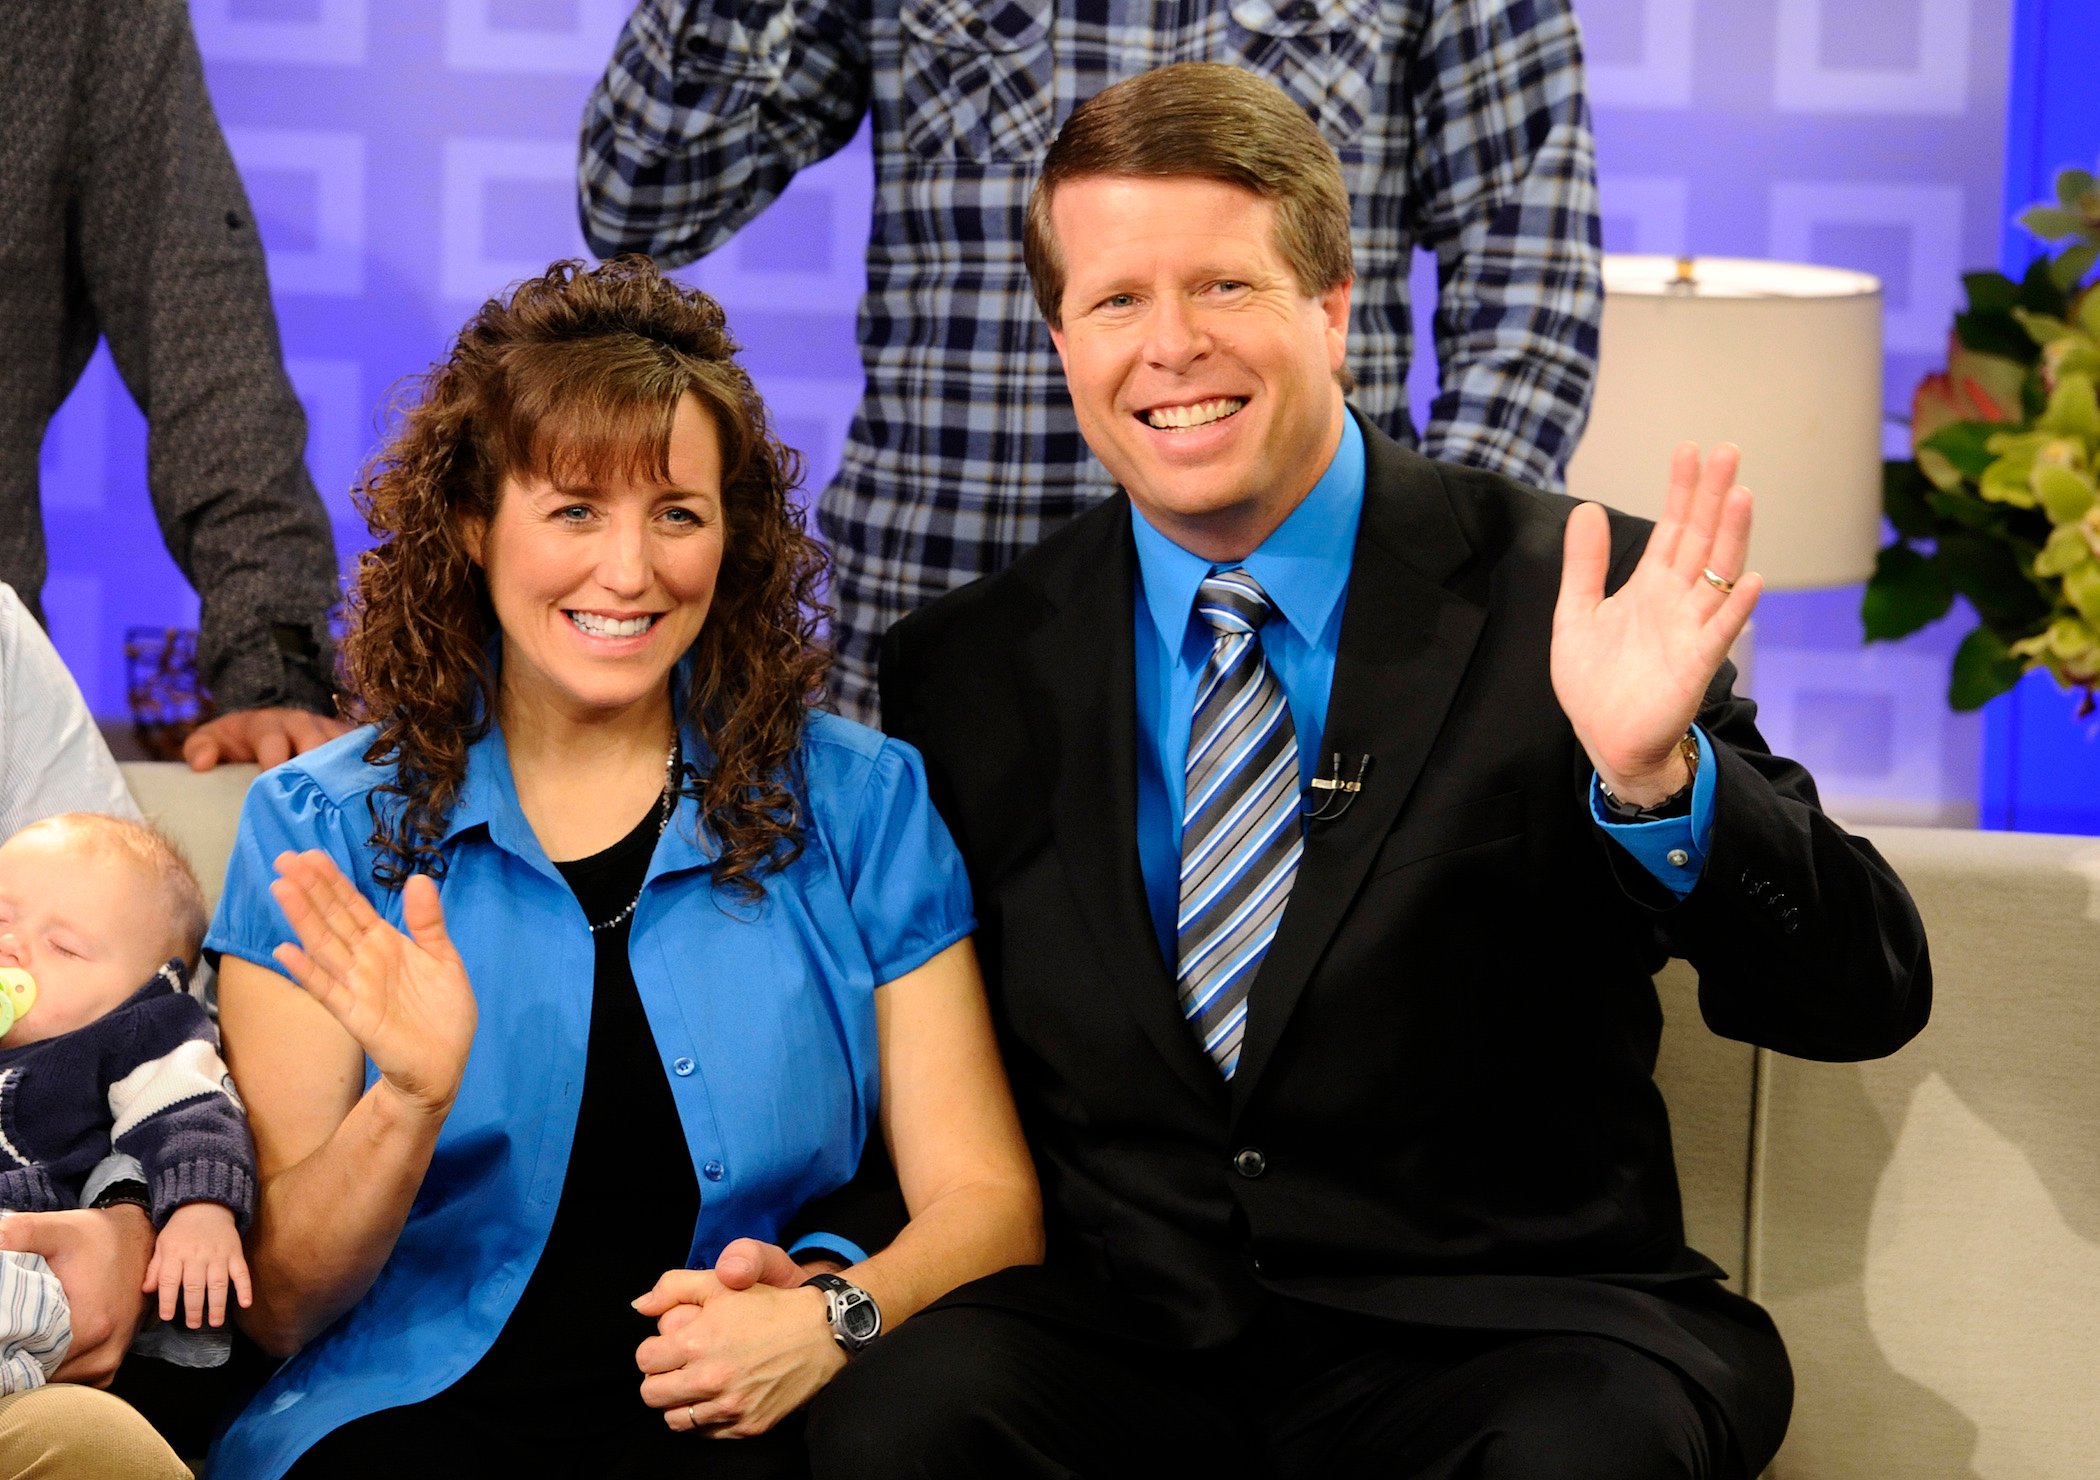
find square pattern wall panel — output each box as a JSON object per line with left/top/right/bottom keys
{"left": 442, "top": 0, "right": 632, "bottom": 76}
{"left": 1583, "top": 0, "right": 1695, "bottom": 109}
{"left": 191, "top": 0, "right": 368, "bottom": 66}
{"left": 440, "top": 139, "right": 595, "bottom": 305}
{"left": 1767, "top": 183, "right": 1965, "bottom": 353}
{"left": 224, "top": 129, "right": 367, "bottom": 297}
{"left": 1773, "top": 0, "right": 1974, "bottom": 115}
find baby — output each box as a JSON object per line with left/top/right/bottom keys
{"left": 0, "top": 811, "right": 256, "bottom": 1391}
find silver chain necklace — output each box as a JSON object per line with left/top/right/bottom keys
{"left": 585, "top": 736, "right": 679, "bottom": 935}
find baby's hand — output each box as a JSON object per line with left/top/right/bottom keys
{"left": 143, "top": 1203, "right": 253, "bottom": 1329}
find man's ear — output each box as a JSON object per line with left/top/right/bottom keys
{"left": 1321, "top": 277, "right": 1354, "bottom": 373}
{"left": 1047, "top": 322, "right": 1070, "bottom": 375}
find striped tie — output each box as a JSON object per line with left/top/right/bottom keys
{"left": 1176, "top": 570, "right": 1302, "bottom": 1079}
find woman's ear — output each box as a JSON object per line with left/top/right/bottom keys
{"left": 458, "top": 511, "right": 487, "bottom": 566}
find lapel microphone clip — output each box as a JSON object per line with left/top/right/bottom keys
{"left": 1304, "top": 752, "right": 1371, "bottom": 822}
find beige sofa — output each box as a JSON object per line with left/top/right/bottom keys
{"left": 121, "top": 765, "right": 2100, "bottom": 1476}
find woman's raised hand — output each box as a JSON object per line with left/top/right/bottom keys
{"left": 268, "top": 851, "right": 477, "bottom": 1119}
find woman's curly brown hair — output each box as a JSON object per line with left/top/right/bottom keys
{"left": 343, "top": 256, "right": 830, "bottom": 897}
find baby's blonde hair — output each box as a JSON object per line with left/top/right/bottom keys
{"left": 26, "top": 813, "right": 208, "bottom": 968}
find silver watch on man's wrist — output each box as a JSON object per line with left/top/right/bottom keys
{"left": 803, "top": 1272, "right": 882, "bottom": 1354}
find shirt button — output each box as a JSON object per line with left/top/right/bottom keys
{"left": 671, "top": 1056, "right": 696, "bottom": 1076}
{"left": 1233, "top": 1147, "right": 1266, "bottom": 1179}
{"left": 702, "top": 1160, "right": 726, "bottom": 1182}
{"left": 1667, "top": 848, "right": 1690, "bottom": 868}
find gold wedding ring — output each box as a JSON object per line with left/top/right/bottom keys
{"left": 1701, "top": 567, "right": 1736, "bottom": 595}
{"left": 688, "top": 1405, "right": 700, "bottom": 1428}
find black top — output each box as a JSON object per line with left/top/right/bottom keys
{"left": 446, "top": 793, "right": 701, "bottom": 1425}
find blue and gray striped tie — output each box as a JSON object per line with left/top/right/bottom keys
{"left": 1176, "top": 570, "right": 1303, "bottom": 1079}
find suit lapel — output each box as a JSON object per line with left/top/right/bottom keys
{"left": 1229, "top": 425, "right": 1489, "bottom": 1108}
{"left": 1019, "top": 502, "right": 1227, "bottom": 1106}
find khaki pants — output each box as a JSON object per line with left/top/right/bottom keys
{"left": 0, "top": 1384, "right": 191, "bottom": 1478}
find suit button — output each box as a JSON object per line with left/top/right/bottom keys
{"left": 1249, "top": 1254, "right": 1266, "bottom": 1275}
{"left": 1667, "top": 848, "right": 1689, "bottom": 868}
{"left": 1233, "top": 1147, "right": 1266, "bottom": 1179}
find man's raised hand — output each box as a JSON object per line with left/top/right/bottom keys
{"left": 1551, "top": 442, "right": 1761, "bottom": 807}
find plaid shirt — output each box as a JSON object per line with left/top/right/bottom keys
{"left": 581, "top": 0, "right": 1601, "bottom": 722}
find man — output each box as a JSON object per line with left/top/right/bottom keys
{"left": 2, "top": 0, "right": 349, "bottom": 771}
{"left": 801, "top": 65, "right": 1929, "bottom": 1477}
{"left": 580, "top": 0, "right": 1602, "bottom": 724}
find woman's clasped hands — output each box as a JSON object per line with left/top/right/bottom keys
{"left": 266, "top": 850, "right": 478, "bottom": 1119}
{"left": 633, "top": 1237, "right": 845, "bottom": 1438}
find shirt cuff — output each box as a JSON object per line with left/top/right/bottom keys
{"left": 1590, "top": 727, "right": 1719, "bottom": 900}
{"left": 787, "top": 1231, "right": 871, "bottom": 1268}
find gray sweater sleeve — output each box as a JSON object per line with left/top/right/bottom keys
{"left": 70, "top": 0, "right": 340, "bottom": 714}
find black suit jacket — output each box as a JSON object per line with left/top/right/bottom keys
{"left": 879, "top": 418, "right": 1930, "bottom": 1469}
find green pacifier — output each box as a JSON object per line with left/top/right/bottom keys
{"left": 0, "top": 968, "right": 36, "bottom": 1037}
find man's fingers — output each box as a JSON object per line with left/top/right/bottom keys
{"left": 0, "top": 1212, "right": 59, "bottom": 1258}
{"left": 182, "top": 730, "right": 223, "bottom": 772}
{"left": 1555, "top": 501, "right": 1613, "bottom": 629}
{"left": 1703, "top": 485, "right": 1754, "bottom": 593}
{"left": 1701, "top": 571, "right": 1764, "bottom": 670}
{"left": 1650, "top": 440, "right": 1701, "bottom": 567}
{"left": 1671, "top": 443, "right": 1742, "bottom": 579}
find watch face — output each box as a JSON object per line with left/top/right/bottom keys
{"left": 841, "top": 1298, "right": 880, "bottom": 1341}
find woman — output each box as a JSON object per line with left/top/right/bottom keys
{"left": 206, "top": 258, "right": 1041, "bottom": 1478}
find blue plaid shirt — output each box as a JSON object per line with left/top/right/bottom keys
{"left": 581, "top": 0, "right": 1602, "bottom": 723}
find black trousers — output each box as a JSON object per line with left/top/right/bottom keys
{"left": 283, "top": 1385, "right": 809, "bottom": 1480}
{"left": 805, "top": 1296, "right": 1743, "bottom": 1480}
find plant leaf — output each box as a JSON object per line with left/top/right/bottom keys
{"left": 2053, "top": 242, "right": 2100, "bottom": 293}
{"left": 1919, "top": 420, "right": 2002, "bottom": 480}
{"left": 1882, "top": 459, "right": 1937, "bottom": 538}
{"left": 2037, "top": 373, "right": 2100, "bottom": 439}
{"left": 2019, "top": 256, "right": 2071, "bottom": 317}
{"left": 1862, "top": 544, "right": 1955, "bottom": 641}
{"left": 2034, "top": 462, "right": 2098, "bottom": 525}
{"left": 2067, "top": 561, "right": 2100, "bottom": 622}
{"left": 1949, "top": 624, "right": 2027, "bottom": 710}
{"left": 2034, "top": 522, "right": 2095, "bottom": 577}
{"left": 1956, "top": 309, "right": 2042, "bottom": 361}
{"left": 1925, "top": 487, "right": 2011, "bottom": 532}
{"left": 1938, "top": 530, "right": 2054, "bottom": 629}
{"left": 2013, "top": 307, "right": 2075, "bottom": 346}
{"left": 2021, "top": 205, "right": 2087, "bottom": 241}
{"left": 1963, "top": 271, "right": 2020, "bottom": 313}
{"left": 2059, "top": 169, "right": 2098, "bottom": 210}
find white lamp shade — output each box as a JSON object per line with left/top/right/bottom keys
{"left": 1564, "top": 255, "right": 1885, "bottom": 590}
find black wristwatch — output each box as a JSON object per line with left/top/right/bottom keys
{"left": 803, "top": 1272, "right": 882, "bottom": 1354}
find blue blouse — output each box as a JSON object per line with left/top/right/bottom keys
{"left": 203, "top": 711, "right": 973, "bottom": 1480}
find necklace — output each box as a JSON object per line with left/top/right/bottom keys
{"left": 586, "top": 735, "right": 679, "bottom": 934}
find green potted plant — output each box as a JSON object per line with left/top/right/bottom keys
{"left": 1864, "top": 164, "right": 2100, "bottom": 714}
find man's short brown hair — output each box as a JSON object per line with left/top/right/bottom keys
{"left": 1023, "top": 62, "right": 1355, "bottom": 329}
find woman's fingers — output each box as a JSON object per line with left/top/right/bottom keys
{"left": 634, "top": 1268, "right": 721, "bottom": 1318}
{"left": 401, "top": 874, "right": 459, "bottom": 964}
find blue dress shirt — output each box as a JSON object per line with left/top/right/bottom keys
{"left": 1131, "top": 414, "right": 1713, "bottom": 965}
{"left": 203, "top": 710, "right": 971, "bottom": 1480}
